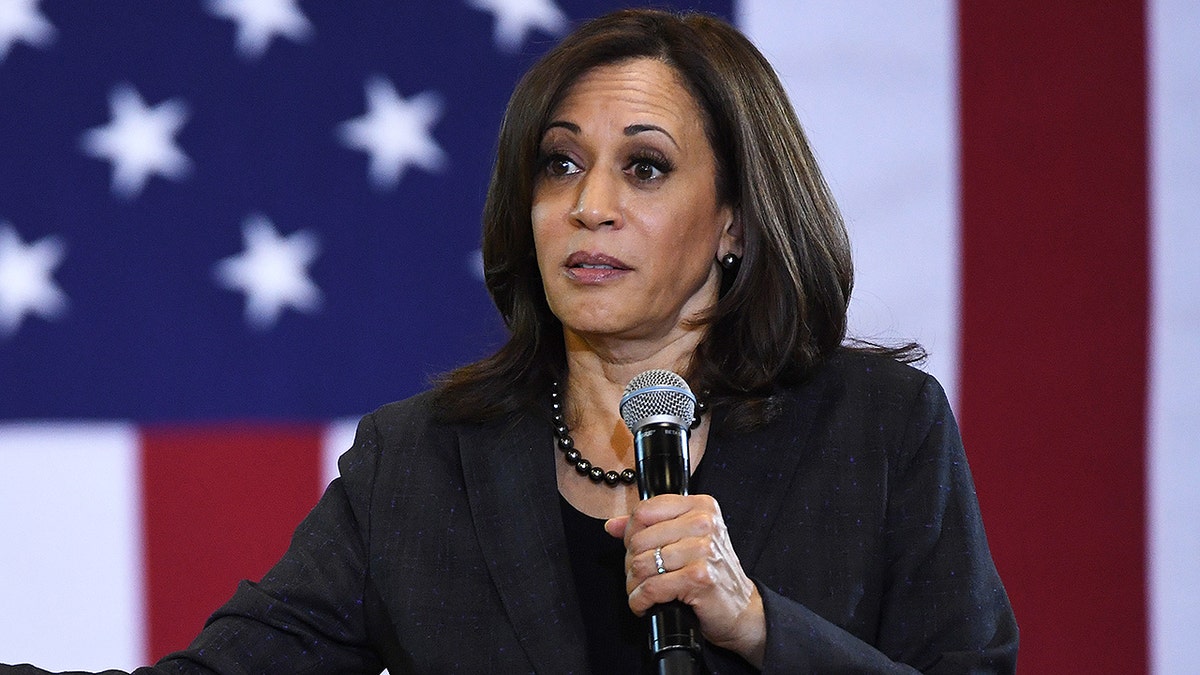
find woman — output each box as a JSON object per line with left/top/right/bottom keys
{"left": 431, "top": 9, "right": 1016, "bottom": 670}
{"left": 6, "top": 8, "right": 1016, "bottom": 675}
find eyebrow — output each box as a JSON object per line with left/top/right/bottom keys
{"left": 624, "top": 123, "right": 678, "bottom": 148}
{"left": 541, "top": 121, "right": 679, "bottom": 148}
{"left": 543, "top": 121, "right": 580, "bottom": 135}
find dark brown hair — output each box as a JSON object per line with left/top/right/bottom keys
{"left": 434, "top": 9, "right": 915, "bottom": 429}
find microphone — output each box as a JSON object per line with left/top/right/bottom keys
{"left": 620, "top": 369, "right": 702, "bottom": 675}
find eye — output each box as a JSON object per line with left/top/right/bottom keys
{"left": 543, "top": 154, "right": 581, "bottom": 177}
{"left": 626, "top": 153, "right": 674, "bottom": 182}
{"left": 631, "top": 161, "right": 661, "bottom": 181}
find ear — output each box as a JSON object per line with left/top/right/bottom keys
{"left": 717, "top": 207, "right": 743, "bottom": 259}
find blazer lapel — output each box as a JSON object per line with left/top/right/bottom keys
{"left": 697, "top": 388, "right": 820, "bottom": 572}
{"left": 458, "top": 408, "right": 590, "bottom": 674}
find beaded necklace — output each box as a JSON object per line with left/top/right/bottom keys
{"left": 550, "top": 381, "right": 706, "bottom": 487}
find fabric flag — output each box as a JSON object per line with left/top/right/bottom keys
{"left": 0, "top": 1, "right": 1195, "bottom": 673}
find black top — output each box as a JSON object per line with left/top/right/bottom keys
{"left": 560, "top": 462, "right": 718, "bottom": 674}
{"left": 559, "top": 496, "right": 649, "bottom": 673}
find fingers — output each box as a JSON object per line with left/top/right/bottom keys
{"left": 613, "top": 493, "right": 767, "bottom": 666}
{"left": 603, "top": 493, "right": 708, "bottom": 541}
{"left": 624, "top": 494, "right": 722, "bottom": 555}
{"left": 626, "top": 536, "right": 715, "bottom": 591}
{"left": 625, "top": 536, "right": 728, "bottom": 611}
{"left": 617, "top": 494, "right": 731, "bottom": 606}
{"left": 627, "top": 494, "right": 716, "bottom": 533}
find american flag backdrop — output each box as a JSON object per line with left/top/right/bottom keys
{"left": 0, "top": 0, "right": 1195, "bottom": 672}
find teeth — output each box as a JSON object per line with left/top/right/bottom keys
{"left": 577, "top": 263, "right": 614, "bottom": 269}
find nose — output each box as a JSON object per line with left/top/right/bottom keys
{"left": 570, "top": 170, "right": 620, "bottom": 230}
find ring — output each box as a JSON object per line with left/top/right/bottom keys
{"left": 654, "top": 547, "right": 667, "bottom": 575}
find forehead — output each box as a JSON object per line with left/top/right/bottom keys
{"left": 549, "top": 58, "right": 706, "bottom": 132}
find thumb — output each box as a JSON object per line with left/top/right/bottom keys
{"left": 603, "top": 515, "right": 630, "bottom": 539}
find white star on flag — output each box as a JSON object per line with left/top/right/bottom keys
{"left": 213, "top": 214, "right": 322, "bottom": 330}
{"left": 80, "top": 84, "right": 191, "bottom": 199}
{"left": 0, "top": 0, "right": 55, "bottom": 62}
{"left": 337, "top": 76, "right": 446, "bottom": 190}
{"left": 206, "top": 0, "right": 312, "bottom": 60}
{"left": 0, "top": 223, "right": 67, "bottom": 337}
{"left": 467, "top": 0, "right": 567, "bottom": 52}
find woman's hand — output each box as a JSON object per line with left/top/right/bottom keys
{"left": 605, "top": 494, "right": 766, "bottom": 668}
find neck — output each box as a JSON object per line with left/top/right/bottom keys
{"left": 552, "top": 326, "right": 709, "bottom": 518}
{"left": 560, "top": 325, "right": 704, "bottom": 417}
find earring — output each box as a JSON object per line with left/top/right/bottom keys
{"left": 720, "top": 252, "right": 741, "bottom": 270}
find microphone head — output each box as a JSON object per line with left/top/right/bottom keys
{"left": 620, "top": 369, "right": 697, "bottom": 434}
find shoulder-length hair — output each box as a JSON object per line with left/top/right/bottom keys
{"left": 435, "top": 9, "right": 900, "bottom": 429}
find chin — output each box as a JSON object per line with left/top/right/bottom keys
{"left": 551, "top": 297, "right": 626, "bottom": 332}
{"left": 565, "top": 317, "right": 681, "bottom": 344}
{"left": 562, "top": 320, "right": 630, "bottom": 339}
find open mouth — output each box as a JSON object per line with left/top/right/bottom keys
{"left": 564, "top": 252, "right": 631, "bottom": 282}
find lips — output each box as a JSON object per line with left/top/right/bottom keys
{"left": 564, "top": 251, "right": 631, "bottom": 283}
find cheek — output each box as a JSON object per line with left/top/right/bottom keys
{"left": 530, "top": 204, "right": 553, "bottom": 256}
{"left": 648, "top": 226, "right": 720, "bottom": 297}
{"left": 530, "top": 219, "right": 568, "bottom": 297}
{"left": 531, "top": 180, "right": 568, "bottom": 223}
{"left": 667, "top": 218, "right": 725, "bottom": 289}
{"left": 676, "top": 215, "right": 723, "bottom": 262}
{"left": 530, "top": 200, "right": 548, "bottom": 235}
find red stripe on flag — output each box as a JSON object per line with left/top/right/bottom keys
{"left": 140, "top": 425, "right": 324, "bottom": 661}
{"left": 959, "top": 1, "right": 1148, "bottom": 672}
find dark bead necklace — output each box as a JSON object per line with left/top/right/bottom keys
{"left": 551, "top": 381, "right": 706, "bottom": 488}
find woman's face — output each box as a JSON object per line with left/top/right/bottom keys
{"left": 531, "top": 58, "right": 737, "bottom": 347}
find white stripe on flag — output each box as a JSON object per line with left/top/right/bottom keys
{"left": 1149, "top": 0, "right": 1200, "bottom": 672}
{"left": 737, "top": 0, "right": 960, "bottom": 403}
{"left": 0, "top": 422, "right": 144, "bottom": 671}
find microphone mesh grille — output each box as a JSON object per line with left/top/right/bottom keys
{"left": 619, "top": 369, "right": 696, "bottom": 431}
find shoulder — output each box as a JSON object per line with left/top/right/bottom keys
{"left": 762, "top": 349, "right": 954, "bottom": 457}
{"left": 797, "top": 348, "right": 944, "bottom": 410}
{"left": 365, "top": 389, "right": 442, "bottom": 436}
{"left": 822, "top": 348, "right": 932, "bottom": 387}
{"left": 351, "top": 389, "right": 539, "bottom": 464}
{"left": 334, "top": 390, "right": 453, "bottom": 479}
{"left": 363, "top": 389, "right": 532, "bottom": 440}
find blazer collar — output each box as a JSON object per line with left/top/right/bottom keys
{"left": 458, "top": 407, "right": 590, "bottom": 674}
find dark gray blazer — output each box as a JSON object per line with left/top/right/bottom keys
{"left": 8, "top": 352, "right": 1018, "bottom": 674}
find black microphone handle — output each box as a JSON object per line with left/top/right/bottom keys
{"left": 656, "top": 646, "right": 699, "bottom": 675}
{"left": 634, "top": 421, "right": 690, "bottom": 500}
{"left": 634, "top": 421, "right": 701, "bottom": 674}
